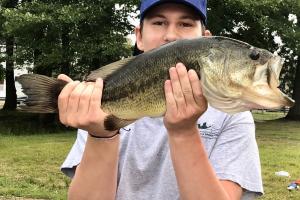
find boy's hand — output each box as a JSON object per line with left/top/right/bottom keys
{"left": 163, "top": 63, "right": 207, "bottom": 136}
{"left": 57, "top": 74, "right": 117, "bottom": 137}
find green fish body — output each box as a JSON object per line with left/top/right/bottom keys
{"left": 17, "top": 36, "right": 295, "bottom": 130}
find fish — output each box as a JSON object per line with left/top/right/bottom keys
{"left": 16, "top": 36, "right": 295, "bottom": 131}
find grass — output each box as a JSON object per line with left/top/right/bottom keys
{"left": 0, "top": 133, "right": 75, "bottom": 199}
{"left": 256, "top": 119, "right": 300, "bottom": 200}
{"left": 0, "top": 111, "right": 299, "bottom": 199}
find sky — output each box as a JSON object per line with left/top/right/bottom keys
{"left": 127, "top": 11, "right": 139, "bottom": 45}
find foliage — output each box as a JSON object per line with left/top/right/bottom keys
{"left": 1, "top": 0, "right": 18, "bottom": 111}
{"left": 1, "top": 0, "right": 138, "bottom": 78}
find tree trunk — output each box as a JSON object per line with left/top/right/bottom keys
{"left": 2, "top": 36, "right": 17, "bottom": 111}
{"left": 286, "top": 59, "right": 300, "bottom": 120}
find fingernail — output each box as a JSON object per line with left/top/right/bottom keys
{"left": 189, "top": 69, "right": 196, "bottom": 73}
{"left": 176, "top": 63, "right": 184, "bottom": 67}
{"left": 169, "top": 67, "right": 175, "bottom": 71}
{"left": 96, "top": 78, "right": 103, "bottom": 85}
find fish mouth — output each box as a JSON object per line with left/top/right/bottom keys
{"left": 242, "top": 56, "right": 295, "bottom": 110}
{"left": 267, "top": 56, "right": 295, "bottom": 107}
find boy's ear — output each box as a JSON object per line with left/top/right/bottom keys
{"left": 204, "top": 30, "right": 212, "bottom": 36}
{"left": 135, "top": 26, "right": 144, "bottom": 51}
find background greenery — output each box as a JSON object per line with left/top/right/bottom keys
{"left": 0, "top": 0, "right": 299, "bottom": 117}
{"left": 0, "top": 0, "right": 299, "bottom": 199}
{"left": 0, "top": 112, "right": 299, "bottom": 200}
{"left": 0, "top": 133, "right": 73, "bottom": 199}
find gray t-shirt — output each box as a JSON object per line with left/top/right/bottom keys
{"left": 61, "top": 106, "right": 263, "bottom": 199}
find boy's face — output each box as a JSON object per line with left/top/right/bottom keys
{"left": 136, "top": 3, "right": 210, "bottom": 52}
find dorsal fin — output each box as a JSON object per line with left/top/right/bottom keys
{"left": 86, "top": 56, "right": 135, "bottom": 81}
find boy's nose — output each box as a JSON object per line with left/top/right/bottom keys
{"left": 163, "top": 25, "right": 179, "bottom": 43}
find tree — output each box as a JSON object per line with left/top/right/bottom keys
{"left": 284, "top": 4, "right": 300, "bottom": 119}
{"left": 0, "top": 0, "right": 138, "bottom": 113}
{"left": 1, "top": 0, "right": 18, "bottom": 111}
{"left": 2, "top": 0, "right": 137, "bottom": 79}
{"left": 287, "top": 60, "right": 300, "bottom": 119}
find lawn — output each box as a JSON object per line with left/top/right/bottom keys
{"left": 0, "top": 111, "right": 299, "bottom": 199}
{"left": 0, "top": 133, "right": 75, "bottom": 200}
{"left": 256, "top": 119, "right": 300, "bottom": 200}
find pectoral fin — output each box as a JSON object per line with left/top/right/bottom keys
{"left": 104, "top": 114, "right": 136, "bottom": 131}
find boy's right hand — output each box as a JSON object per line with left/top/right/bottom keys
{"left": 57, "top": 74, "right": 117, "bottom": 137}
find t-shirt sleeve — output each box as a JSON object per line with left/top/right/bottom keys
{"left": 209, "top": 111, "right": 263, "bottom": 198}
{"left": 60, "top": 129, "right": 88, "bottom": 178}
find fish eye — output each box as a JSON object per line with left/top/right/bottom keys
{"left": 249, "top": 50, "right": 260, "bottom": 60}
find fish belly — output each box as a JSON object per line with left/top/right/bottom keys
{"left": 102, "top": 85, "right": 166, "bottom": 120}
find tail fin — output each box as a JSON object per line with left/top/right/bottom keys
{"left": 16, "top": 74, "right": 67, "bottom": 113}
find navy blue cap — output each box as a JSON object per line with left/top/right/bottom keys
{"left": 140, "top": 0, "right": 207, "bottom": 25}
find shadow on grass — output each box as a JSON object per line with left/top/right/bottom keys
{"left": 0, "top": 110, "right": 75, "bottom": 135}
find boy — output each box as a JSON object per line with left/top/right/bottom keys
{"left": 60, "top": 0, "right": 263, "bottom": 199}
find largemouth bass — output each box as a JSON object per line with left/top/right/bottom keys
{"left": 17, "top": 36, "right": 295, "bottom": 131}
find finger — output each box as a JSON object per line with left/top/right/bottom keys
{"left": 77, "top": 83, "right": 94, "bottom": 115}
{"left": 164, "top": 80, "right": 177, "bottom": 112}
{"left": 58, "top": 81, "right": 80, "bottom": 123}
{"left": 169, "top": 67, "right": 186, "bottom": 108}
{"left": 67, "top": 82, "right": 87, "bottom": 114}
{"left": 188, "top": 69, "right": 206, "bottom": 106}
{"left": 89, "top": 78, "right": 103, "bottom": 113}
{"left": 57, "top": 74, "right": 73, "bottom": 82}
{"left": 176, "top": 63, "right": 195, "bottom": 105}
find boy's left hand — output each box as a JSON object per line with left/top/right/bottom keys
{"left": 163, "top": 63, "right": 207, "bottom": 136}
